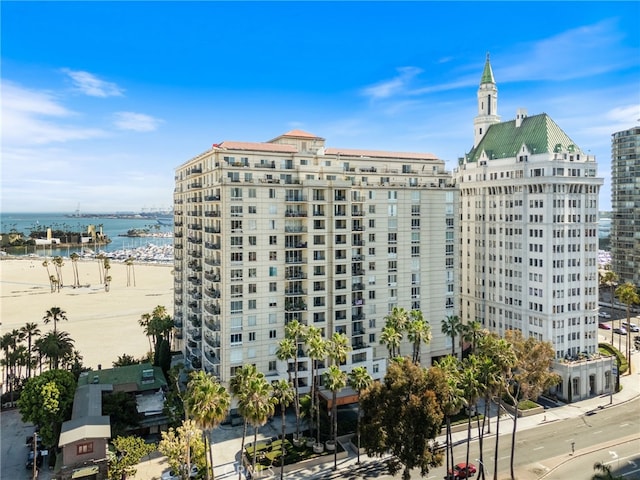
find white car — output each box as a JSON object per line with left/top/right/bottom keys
{"left": 598, "top": 311, "right": 611, "bottom": 318}
{"left": 623, "top": 322, "right": 639, "bottom": 333}
{"left": 161, "top": 465, "right": 199, "bottom": 480}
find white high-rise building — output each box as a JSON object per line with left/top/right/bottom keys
{"left": 173, "top": 130, "right": 457, "bottom": 387}
{"left": 454, "top": 55, "right": 614, "bottom": 402}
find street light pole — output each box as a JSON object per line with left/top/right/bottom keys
{"left": 32, "top": 432, "right": 38, "bottom": 480}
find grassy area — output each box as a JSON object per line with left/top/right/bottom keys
{"left": 244, "top": 433, "right": 344, "bottom": 471}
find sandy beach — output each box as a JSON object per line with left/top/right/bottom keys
{"left": 0, "top": 256, "right": 174, "bottom": 370}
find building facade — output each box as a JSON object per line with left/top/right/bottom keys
{"left": 173, "top": 131, "right": 457, "bottom": 387}
{"left": 454, "top": 55, "right": 613, "bottom": 402}
{"left": 611, "top": 126, "right": 640, "bottom": 287}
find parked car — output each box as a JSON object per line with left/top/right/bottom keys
{"left": 622, "top": 322, "right": 639, "bottom": 333}
{"left": 25, "top": 450, "right": 43, "bottom": 470}
{"left": 614, "top": 326, "right": 628, "bottom": 335}
{"left": 598, "top": 322, "right": 612, "bottom": 330}
{"left": 161, "top": 465, "right": 199, "bottom": 480}
{"left": 598, "top": 311, "right": 611, "bottom": 318}
{"left": 446, "top": 462, "right": 477, "bottom": 479}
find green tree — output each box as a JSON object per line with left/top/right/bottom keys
{"left": 139, "top": 305, "right": 175, "bottom": 356}
{"left": 305, "top": 326, "right": 327, "bottom": 446}
{"left": 125, "top": 256, "right": 136, "bottom": 287}
{"left": 407, "top": 310, "right": 432, "bottom": 364}
{"left": 461, "top": 320, "right": 483, "bottom": 355}
{"left": 271, "top": 379, "right": 294, "bottom": 480}
{"left": 435, "top": 355, "right": 463, "bottom": 476}
{"left": 504, "top": 330, "right": 560, "bottom": 480}
{"left": 379, "top": 325, "right": 402, "bottom": 359}
{"left": 18, "top": 369, "right": 76, "bottom": 448}
{"left": 276, "top": 336, "right": 300, "bottom": 441}
{"left": 43, "top": 306, "right": 68, "bottom": 335}
{"left": 112, "top": 354, "right": 139, "bottom": 367}
{"left": 21, "top": 322, "right": 41, "bottom": 379}
{"left": 42, "top": 259, "right": 54, "bottom": 291}
{"left": 184, "top": 370, "right": 230, "bottom": 480}
{"left": 599, "top": 270, "right": 619, "bottom": 345}
{"left": 459, "top": 356, "right": 482, "bottom": 476}
{"left": 348, "top": 366, "right": 373, "bottom": 465}
{"left": 70, "top": 252, "right": 81, "bottom": 288}
{"left": 241, "top": 372, "right": 275, "bottom": 476}
{"left": 159, "top": 419, "right": 206, "bottom": 480}
{"left": 230, "top": 364, "right": 259, "bottom": 480}
{"left": 102, "top": 391, "right": 142, "bottom": 438}
{"left": 108, "top": 435, "right": 156, "bottom": 480}
{"left": 52, "top": 256, "right": 64, "bottom": 288}
{"left": 324, "top": 365, "right": 347, "bottom": 471}
{"left": 592, "top": 461, "right": 625, "bottom": 480}
{"left": 441, "top": 315, "right": 463, "bottom": 357}
{"left": 35, "top": 330, "right": 75, "bottom": 370}
{"left": 615, "top": 282, "right": 639, "bottom": 375}
{"left": 360, "top": 359, "right": 444, "bottom": 480}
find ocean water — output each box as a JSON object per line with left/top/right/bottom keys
{"left": 0, "top": 212, "right": 173, "bottom": 255}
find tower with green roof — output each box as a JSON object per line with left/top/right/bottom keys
{"left": 456, "top": 55, "right": 612, "bottom": 403}
{"left": 474, "top": 53, "right": 500, "bottom": 148}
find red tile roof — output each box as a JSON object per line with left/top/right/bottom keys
{"left": 325, "top": 147, "right": 438, "bottom": 161}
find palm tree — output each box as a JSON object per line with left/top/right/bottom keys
{"left": 436, "top": 355, "right": 463, "bottom": 477}
{"left": 442, "top": 315, "right": 463, "bottom": 357}
{"left": 276, "top": 337, "right": 301, "bottom": 441}
{"left": 305, "top": 326, "right": 327, "bottom": 447}
{"left": 230, "top": 364, "right": 259, "bottom": 480}
{"left": 324, "top": 365, "right": 347, "bottom": 471}
{"left": 615, "top": 282, "right": 639, "bottom": 375}
{"left": 184, "top": 370, "right": 230, "bottom": 480}
{"left": 460, "top": 356, "right": 482, "bottom": 477}
{"left": 384, "top": 306, "right": 409, "bottom": 332}
{"left": 70, "top": 252, "right": 81, "bottom": 288}
{"left": 284, "top": 319, "right": 306, "bottom": 441}
{"left": 347, "top": 366, "right": 372, "bottom": 465}
{"left": 43, "top": 306, "right": 68, "bottom": 334}
{"left": 35, "top": 330, "right": 75, "bottom": 369}
{"left": 52, "top": 255, "right": 64, "bottom": 288}
{"left": 241, "top": 373, "right": 275, "bottom": 477}
{"left": 103, "top": 257, "right": 112, "bottom": 292}
{"left": 407, "top": 310, "right": 432, "bottom": 364}
{"left": 125, "top": 256, "right": 136, "bottom": 287}
{"left": 271, "top": 379, "right": 294, "bottom": 480}
{"left": 42, "top": 259, "right": 54, "bottom": 291}
{"left": 379, "top": 325, "right": 401, "bottom": 358}
{"left": 461, "top": 320, "right": 483, "bottom": 355}
{"left": 326, "top": 332, "right": 350, "bottom": 366}
{"left": 592, "top": 461, "right": 624, "bottom": 480}
{"left": 96, "top": 253, "right": 105, "bottom": 283}
{"left": 20, "top": 322, "right": 41, "bottom": 379}
{"left": 599, "top": 270, "right": 619, "bottom": 345}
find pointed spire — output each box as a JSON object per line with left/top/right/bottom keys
{"left": 480, "top": 52, "right": 495, "bottom": 85}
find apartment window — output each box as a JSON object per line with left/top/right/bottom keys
{"left": 231, "top": 252, "right": 243, "bottom": 262}
{"left": 368, "top": 205, "right": 376, "bottom": 214}
{"left": 230, "top": 301, "right": 243, "bottom": 313}
{"left": 314, "top": 281, "right": 325, "bottom": 291}
{"left": 248, "top": 236, "right": 257, "bottom": 245}
{"left": 248, "top": 188, "right": 256, "bottom": 198}
{"left": 231, "top": 269, "right": 243, "bottom": 280}
{"left": 248, "top": 252, "right": 256, "bottom": 261}
{"left": 231, "top": 285, "right": 243, "bottom": 297}
{"left": 314, "top": 312, "right": 326, "bottom": 323}
{"left": 269, "top": 282, "right": 278, "bottom": 292}
{"left": 314, "top": 251, "right": 326, "bottom": 261}
{"left": 314, "top": 235, "right": 325, "bottom": 245}
{"left": 269, "top": 267, "right": 277, "bottom": 276}
{"left": 231, "top": 317, "right": 242, "bottom": 330}
{"left": 77, "top": 442, "right": 94, "bottom": 455}
{"left": 269, "top": 188, "right": 276, "bottom": 199}
{"left": 230, "top": 333, "right": 242, "bottom": 345}
{"left": 248, "top": 315, "right": 257, "bottom": 326}
{"left": 269, "top": 220, "right": 276, "bottom": 230}
{"left": 248, "top": 300, "right": 257, "bottom": 310}
{"left": 249, "top": 332, "right": 256, "bottom": 341}
{"left": 269, "top": 235, "right": 277, "bottom": 245}
{"left": 248, "top": 206, "right": 257, "bottom": 214}
{"left": 269, "top": 329, "right": 277, "bottom": 339}
{"left": 248, "top": 268, "right": 257, "bottom": 278}
{"left": 268, "top": 360, "right": 277, "bottom": 371}
{"left": 269, "top": 313, "right": 277, "bottom": 324}
{"left": 314, "top": 265, "right": 325, "bottom": 276}
{"left": 369, "top": 219, "right": 375, "bottom": 228}
{"left": 269, "top": 251, "right": 277, "bottom": 261}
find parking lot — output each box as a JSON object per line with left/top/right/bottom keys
{"left": 0, "top": 407, "right": 55, "bottom": 480}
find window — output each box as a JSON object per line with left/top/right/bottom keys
{"left": 248, "top": 236, "right": 257, "bottom": 245}
{"left": 248, "top": 252, "right": 256, "bottom": 261}
{"left": 249, "top": 332, "right": 256, "bottom": 341}
{"left": 269, "top": 251, "right": 277, "bottom": 261}
{"left": 268, "top": 360, "right": 277, "bottom": 371}
{"left": 269, "top": 329, "right": 277, "bottom": 339}
{"left": 269, "top": 235, "right": 277, "bottom": 245}
{"left": 248, "top": 268, "right": 257, "bottom": 278}
{"left": 230, "top": 333, "right": 242, "bottom": 345}
{"left": 77, "top": 442, "right": 94, "bottom": 455}
{"left": 269, "top": 266, "right": 277, "bottom": 276}
{"left": 248, "top": 299, "right": 257, "bottom": 310}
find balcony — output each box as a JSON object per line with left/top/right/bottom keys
{"left": 204, "top": 194, "right": 220, "bottom": 201}
{"left": 204, "top": 303, "right": 221, "bottom": 315}
{"left": 285, "top": 194, "right": 306, "bottom": 202}
{"left": 204, "top": 334, "right": 220, "bottom": 349}
{"left": 285, "top": 288, "right": 307, "bottom": 296}
{"left": 285, "top": 256, "right": 307, "bottom": 264}
{"left": 205, "top": 288, "right": 221, "bottom": 299}
{"left": 352, "top": 298, "right": 365, "bottom": 306}
{"left": 205, "top": 349, "right": 220, "bottom": 365}
{"left": 204, "top": 211, "right": 221, "bottom": 217}
{"left": 204, "top": 271, "right": 220, "bottom": 282}
{"left": 204, "top": 316, "right": 221, "bottom": 331}
{"left": 285, "top": 300, "right": 307, "bottom": 312}
{"left": 205, "top": 258, "right": 221, "bottom": 266}
{"left": 352, "top": 283, "right": 365, "bottom": 291}
{"left": 352, "top": 341, "right": 368, "bottom": 350}
{"left": 205, "top": 242, "right": 221, "bottom": 250}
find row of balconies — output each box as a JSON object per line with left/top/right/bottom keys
{"left": 204, "top": 316, "right": 221, "bottom": 331}
{"left": 205, "top": 303, "right": 221, "bottom": 315}
{"left": 205, "top": 271, "right": 220, "bottom": 282}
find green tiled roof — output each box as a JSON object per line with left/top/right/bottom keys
{"left": 78, "top": 362, "right": 167, "bottom": 391}
{"left": 466, "top": 113, "right": 581, "bottom": 163}
{"left": 480, "top": 55, "right": 495, "bottom": 84}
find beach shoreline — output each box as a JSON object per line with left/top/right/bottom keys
{"left": 0, "top": 256, "right": 175, "bottom": 370}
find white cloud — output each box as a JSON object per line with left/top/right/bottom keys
{"left": 113, "top": 112, "right": 163, "bottom": 132}
{"left": 1, "top": 82, "right": 107, "bottom": 145}
{"left": 361, "top": 66, "right": 423, "bottom": 99}
{"left": 62, "top": 69, "right": 124, "bottom": 97}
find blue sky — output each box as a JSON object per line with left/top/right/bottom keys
{"left": 2, "top": 1, "right": 639, "bottom": 213}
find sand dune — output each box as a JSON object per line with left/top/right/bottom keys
{"left": 0, "top": 257, "right": 174, "bottom": 370}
